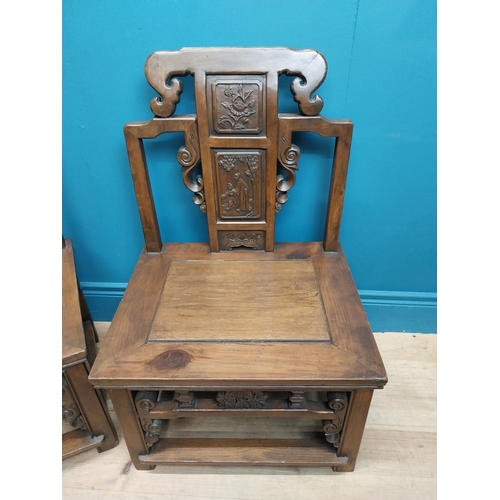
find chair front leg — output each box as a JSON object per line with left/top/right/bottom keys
{"left": 332, "top": 389, "right": 373, "bottom": 472}
{"left": 64, "top": 363, "right": 118, "bottom": 453}
{"left": 108, "top": 389, "right": 155, "bottom": 470}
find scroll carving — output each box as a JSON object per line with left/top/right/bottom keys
{"left": 62, "top": 375, "right": 86, "bottom": 430}
{"left": 219, "top": 231, "right": 264, "bottom": 251}
{"left": 285, "top": 60, "right": 325, "bottom": 116}
{"left": 177, "top": 121, "right": 205, "bottom": 213}
{"left": 135, "top": 391, "right": 163, "bottom": 448}
{"left": 217, "top": 390, "right": 268, "bottom": 409}
{"left": 276, "top": 133, "right": 301, "bottom": 212}
{"left": 323, "top": 392, "right": 349, "bottom": 447}
{"left": 145, "top": 48, "right": 326, "bottom": 118}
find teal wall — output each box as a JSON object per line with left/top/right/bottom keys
{"left": 62, "top": 0, "right": 436, "bottom": 332}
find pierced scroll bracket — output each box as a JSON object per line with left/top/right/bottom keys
{"left": 276, "top": 133, "right": 300, "bottom": 212}
{"left": 323, "top": 392, "right": 349, "bottom": 448}
{"left": 176, "top": 120, "right": 206, "bottom": 213}
{"left": 62, "top": 374, "right": 86, "bottom": 430}
{"left": 135, "top": 391, "right": 163, "bottom": 448}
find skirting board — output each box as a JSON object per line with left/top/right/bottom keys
{"left": 81, "top": 283, "right": 437, "bottom": 334}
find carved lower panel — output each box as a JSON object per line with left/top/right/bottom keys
{"left": 135, "top": 391, "right": 163, "bottom": 448}
{"left": 62, "top": 374, "right": 86, "bottom": 430}
{"left": 216, "top": 391, "right": 268, "bottom": 409}
{"left": 132, "top": 390, "right": 349, "bottom": 448}
{"left": 218, "top": 231, "right": 264, "bottom": 251}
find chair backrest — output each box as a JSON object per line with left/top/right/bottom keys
{"left": 124, "top": 47, "right": 353, "bottom": 253}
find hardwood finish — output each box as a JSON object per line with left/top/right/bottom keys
{"left": 63, "top": 238, "right": 118, "bottom": 458}
{"left": 332, "top": 390, "right": 374, "bottom": 472}
{"left": 108, "top": 389, "right": 154, "bottom": 471}
{"left": 138, "top": 438, "right": 349, "bottom": 467}
{"left": 89, "top": 47, "right": 388, "bottom": 471}
{"left": 64, "top": 329, "right": 436, "bottom": 500}
{"left": 90, "top": 244, "right": 385, "bottom": 390}
{"left": 62, "top": 429, "right": 104, "bottom": 460}
{"left": 277, "top": 115, "right": 353, "bottom": 250}
{"left": 148, "top": 260, "right": 330, "bottom": 342}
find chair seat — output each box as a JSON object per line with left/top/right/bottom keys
{"left": 90, "top": 242, "right": 386, "bottom": 390}
{"left": 62, "top": 238, "right": 119, "bottom": 459}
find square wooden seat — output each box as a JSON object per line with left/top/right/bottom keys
{"left": 89, "top": 47, "right": 387, "bottom": 471}
{"left": 62, "top": 238, "right": 118, "bottom": 459}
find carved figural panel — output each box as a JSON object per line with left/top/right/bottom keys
{"left": 207, "top": 75, "right": 265, "bottom": 135}
{"left": 214, "top": 150, "right": 265, "bottom": 220}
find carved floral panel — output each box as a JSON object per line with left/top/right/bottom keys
{"left": 208, "top": 76, "right": 265, "bottom": 135}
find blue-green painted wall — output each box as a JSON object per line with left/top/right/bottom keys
{"left": 62, "top": 0, "right": 436, "bottom": 332}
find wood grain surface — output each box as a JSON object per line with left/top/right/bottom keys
{"left": 62, "top": 239, "right": 86, "bottom": 366}
{"left": 65, "top": 325, "right": 436, "bottom": 500}
{"left": 148, "top": 260, "right": 330, "bottom": 342}
{"left": 89, "top": 243, "right": 386, "bottom": 390}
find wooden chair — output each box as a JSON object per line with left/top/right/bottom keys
{"left": 62, "top": 237, "right": 118, "bottom": 459}
{"left": 89, "top": 47, "right": 387, "bottom": 471}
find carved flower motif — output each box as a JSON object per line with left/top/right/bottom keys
{"left": 218, "top": 84, "right": 256, "bottom": 130}
{"left": 216, "top": 390, "right": 268, "bottom": 408}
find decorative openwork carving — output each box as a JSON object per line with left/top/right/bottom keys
{"left": 323, "top": 392, "right": 349, "bottom": 447}
{"left": 177, "top": 121, "right": 205, "bottom": 213}
{"left": 276, "top": 133, "right": 301, "bottom": 212}
{"left": 62, "top": 374, "right": 86, "bottom": 430}
{"left": 219, "top": 231, "right": 264, "bottom": 251}
{"left": 216, "top": 152, "right": 262, "bottom": 219}
{"left": 145, "top": 48, "right": 326, "bottom": 118}
{"left": 217, "top": 390, "right": 268, "bottom": 409}
{"left": 135, "top": 391, "right": 163, "bottom": 448}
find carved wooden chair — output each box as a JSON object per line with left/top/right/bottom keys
{"left": 89, "top": 47, "right": 387, "bottom": 471}
{"left": 62, "top": 237, "right": 118, "bottom": 459}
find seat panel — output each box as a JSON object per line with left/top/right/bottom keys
{"left": 148, "top": 260, "right": 330, "bottom": 342}
{"left": 90, "top": 242, "right": 387, "bottom": 389}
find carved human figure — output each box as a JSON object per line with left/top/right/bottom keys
{"left": 221, "top": 182, "right": 238, "bottom": 213}
{"left": 233, "top": 172, "right": 251, "bottom": 211}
